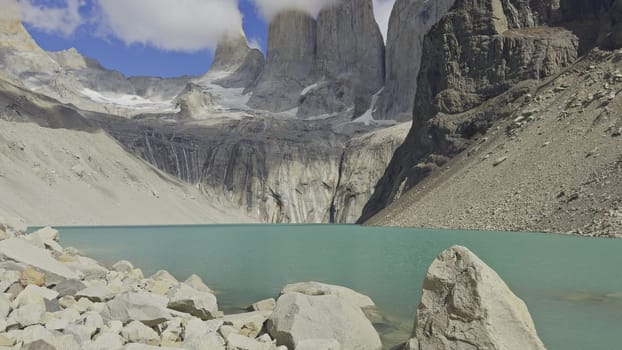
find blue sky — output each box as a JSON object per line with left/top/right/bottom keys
{"left": 14, "top": 0, "right": 395, "bottom": 78}
{"left": 23, "top": 0, "right": 268, "bottom": 78}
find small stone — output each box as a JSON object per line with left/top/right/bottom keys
{"left": 23, "top": 339, "right": 57, "bottom": 350}
{"left": 493, "top": 156, "right": 508, "bottom": 167}
{"left": 53, "top": 279, "right": 86, "bottom": 297}
{"left": 0, "top": 293, "right": 10, "bottom": 318}
{"left": 247, "top": 298, "right": 276, "bottom": 312}
{"left": 20, "top": 268, "right": 45, "bottom": 287}
{"left": 0, "top": 269, "right": 20, "bottom": 292}
{"left": 121, "top": 320, "right": 160, "bottom": 345}
{"left": 111, "top": 261, "right": 134, "bottom": 274}
{"left": 76, "top": 285, "right": 115, "bottom": 302}
{"left": 59, "top": 295, "right": 76, "bottom": 309}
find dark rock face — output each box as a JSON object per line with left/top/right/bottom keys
{"left": 249, "top": 2, "right": 385, "bottom": 118}
{"left": 311, "top": 0, "right": 385, "bottom": 117}
{"left": 247, "top": 11, "right": 317, "bottom": 112}
{"left": 359, "top": 0, "right": 580, "bottom": 222}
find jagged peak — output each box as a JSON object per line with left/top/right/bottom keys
{"left": 210, "top": 30, "right": 255, "bottom": 73}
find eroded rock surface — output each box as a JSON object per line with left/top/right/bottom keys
{"left": 406, "top": 246, "right": 546, "bottom": 350}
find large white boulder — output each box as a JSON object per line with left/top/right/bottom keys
{"left": 0, "top": 238, "right": 79, "bottom": 279}
{"left": 409, "top": 246, "right": 547, "bottom": 350}
{"left": 281, "top": 282, "right": 375, "bottom": 309}
{"left": 268, "top": 292, "right": 382, "bottom": 350}
{"left": 167, "top": 284, "right": 218, "bottom": 320}
{"left": 102, "top": 291, "right": 171, "bottom": 327}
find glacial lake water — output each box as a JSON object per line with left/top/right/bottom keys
{"left": 53, "top": 224, "right": 621, "bottom": 349}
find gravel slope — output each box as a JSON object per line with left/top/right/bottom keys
{"left": 368, "top": 49, "right": 622, "bottom": 237}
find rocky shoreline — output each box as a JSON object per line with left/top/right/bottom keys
{"left": 0, "top": 224, "right": 546, "bottom": 350}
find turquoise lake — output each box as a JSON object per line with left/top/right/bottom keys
{"left": 54, "top": 224, "right": 622, "bottom": 349}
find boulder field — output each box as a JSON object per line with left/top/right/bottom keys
{"left": 0, "top": 224, "right": 546, "bottom": 350}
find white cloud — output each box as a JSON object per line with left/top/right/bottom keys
{"left": 0, "top": 0, "right": 84, "bottom": 36}
{"left": 373, "top": 0, "right": 396, "bottom": 41}
{"left": 95, "top": 0, "right": 243, "bottom": 52}
{"left": 252, "top": 0, "right": 339, "bottom": 20}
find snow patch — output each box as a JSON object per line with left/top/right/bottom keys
{"left": 301, "top": 81, "right": 324, "bottom": 96}
{"left": 353, "top": 88, "right": 384, "bottom": 126}
{"left": 80, "top": 88, "right": 175, "bottom": 111}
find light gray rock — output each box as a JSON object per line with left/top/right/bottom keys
{"left": 248, "top": 298, "right": 276, "bottom": 312}
{"left": 63, "top": 256, "right": 108, "bottom": 280}
{"left": 247, "top": 10, "right": 317, "bottom": 112}
{"left": 12, "top": 285, "right": 58, "bottom": 308}
{"left": 0, "top": 293, "right": 9, "bottom": 318}
{"left": 0, "top": 238, "right": 79, "bottom": 280}
{"left": 28, "top": 227, "right": 59, "bottom": 242}
{"left": 53, "top": 279, "right": 86, "bottom": 297}
{"left": 64, "top": 324, "right": 96, "bottom": 344}
{"left": 182, "top": 332, "right": 225, "bottom": 350}
{"left": 23, "top": 339, "right": 57, "bottom": 350}
{"left": 281, "top": 281, "right": 375, "bottom": 308}
{"left": 222, "top": 311, "right": 271, "bottom": 338}
{"left": 268, "top": 292, "right": 381, "bottom": 350}
{"left": 173, "top": 83, "right": 218, "bottom": 118}
{"left": 121, "top": 320, "right": 160, "bottom": 345}
{"left": 83, "top": 332, "right": 123, "bottom": 350}
{"left": 7, "top": 303, "right": 45, "bottom": 327}
{"left": 102, "top": 291, "right": 171, "bottom": 327}
{"left": 183, "top": 274, "right": 214, "bottom": 294}
{"left": 111, "top": 261, "right": 134, "bottom": 274}
{"left": 226, "top": 333, "right": 275, "bottom": 350}
{"left": 296, "top": 338, "right": 341, "bottom": 350}
{"left": 76, "top": 285, "right": 115, "bottom": 302}
{"left": 123, "top": 344, "right": 186, "bottom": 350}
{"left": 0, "top": 269, "right": 20, "bottom": 292}
{"left": 167, "top": 284, "right": 218, "bottom": 320}
{"left": 410, "top": 246, "right": 546, "bottom": 350}
{"left": 83, "top": 311, "right": 104, "bottom": 330}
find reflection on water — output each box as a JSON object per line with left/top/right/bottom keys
{"left": 56, "top": 224, "right": 622, "bottom": 350}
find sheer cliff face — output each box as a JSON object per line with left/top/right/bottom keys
{"left": 248, "top": 1, "right": 386, "bottom": 118}
{"left": 99, "top": 116, "right": 407, "bottom": 224}
{"left": 373, "top": 0, "right": 456, "bottom": 121}
{"left": 247, "top": 10, "right": 317, "bottom": 112}
{"left": 313, "top": 0, "right": 385, "bottom": 117}
{"left": 360, "top": 0, "right": 581, "bottom": 222}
